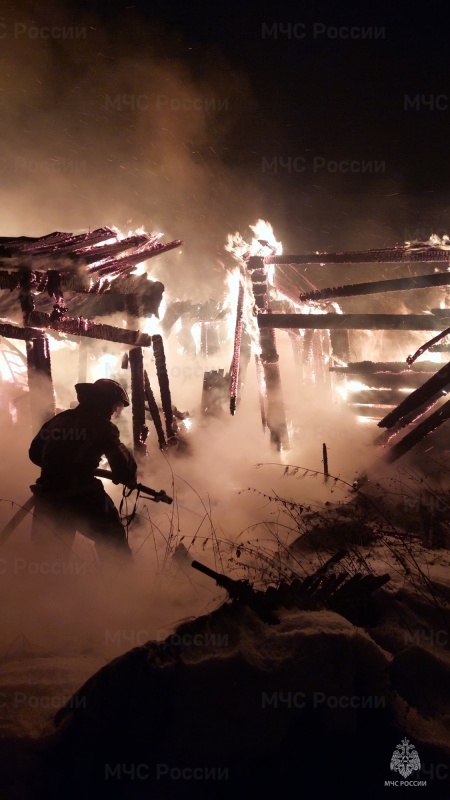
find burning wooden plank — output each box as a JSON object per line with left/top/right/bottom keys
{"left": 386, "top": 398, "right": 450, "bottom": 462}
{"left": 0, "top": 228, "right": 116, "bottom": 266}
{"left": 298, "top": 271, "right": 450, "bottom": 302}
{"left": 0, "top": 233, "right": 178, "bottom": 328}
{"left": 25, "top": 312, "right": 153, "bottom": 347}
{"left": 26, "top": 331, "right": 55, "bottom": 429}
{"left": 86, "top": 239, "right": 182, "bottom": 276}
{"left": 406, "top": 326, "right": 450, "bottom": 366}
{"left": 330, "top": 360, "right": 438, "bottom": 374}
{"left": 266, "top": 246, "right": 450, "bottom": 265}
{"left": 144, "top": 369, "right": 166, "bottom": 450}
{"left": 248, "top": 256, "right": 289, "bottom": 450}
{"left": 229, "top": 277, "right": 245, "bottom": 415}
{"left": 378, "top": 361, "right": 450, "bottom": 429}
{"left": 129, "top": 347, "right": 148, "bottom": 457}
{"left": 16, "top": 228, "right": 115, "bottom": 256}
{"left": 257, "top": 313, "right": 450, "bottom": 331}
{"left": 0, "top": 322, "right": 37, "bottom": 341}
{"left": 152, "top": 334, "right": 177, "bottom": 443}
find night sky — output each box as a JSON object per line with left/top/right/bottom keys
{"left": 1, "top": 0, "right": 449, "bottom": 255}
{"left": 77, "top": 0, "right": 449, "bottom": 186}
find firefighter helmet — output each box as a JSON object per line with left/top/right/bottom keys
{"left": 75, "top": 379, "right": 130, "bottom": 408}
{"left": 93, "top": 379, "right": 130, "bottom": 407}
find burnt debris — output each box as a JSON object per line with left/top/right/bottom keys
{"left": 191, "top": 551, "right": 390, "bottom": 626}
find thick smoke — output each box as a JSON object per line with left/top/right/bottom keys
{"left": 1, "top": 3, "right": 449, "bottom": 742}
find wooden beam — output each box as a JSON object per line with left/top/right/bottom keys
{"left": 257, "top": 313, "right": 450, "bottom": 331}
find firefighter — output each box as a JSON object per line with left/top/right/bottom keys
{"left": 29, "top": 379, "right": 137, "bottom": 562}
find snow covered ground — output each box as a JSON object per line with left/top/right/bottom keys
{"left": 0, "top": 529, "right": 449, "bottom": 798}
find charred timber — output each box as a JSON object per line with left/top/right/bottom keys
{"left": 265, "top": 248, "right": 450, "bottom": 265}
{"left": 0, "top": 227, "right": 115, "bottom": 263}
{"left": 152, "top": 335, "right": 177, "bottom": 442}
{"left": 0, "top": 239, "right": 182, "bottom": 276}
{"left": 406, "top": 326, "right": 450, "bottom": 366}
{"left": 322, "top": 443, "right": 329, "bottom": 481}
{"left": 191, "top": 551, "right": 390, "bottom": 624}
{"left": 77, "top": 235, "right": 149, "bottom": 265}
{"left": 21, "top": 233, "right": 148, "bottom": 267}
{"left": 386, "top": 398, "right": 450, "bottom": 462}
{"left": 298, "top": 271, "right": 450, "bottom": 302}
{"left": 378, "top": 360, "right": 450, "bottom": 429}
{"left": 16, "top": 227, "right": 114, "bottom": 256}
{"left": 230, "top": 278, "right": 244, "bottom": 415}
{"left": 27, "top": 332, "right": 55, "bottom": 428}
{"left": 257, "top": 313, "right": 450, "bottom": 331}
{"left": 331, "top": 371, "right": 428, "bottom": 390}
{"left": 25, "top": 311, "right": 152, "bottom": 347}
{"left": 0, "top": 232, "right": 184, "bottom": 288}
{"left": 329, "top": 360, "right": 438, "bottom": 374}
{"left": 144, "top": 370, "right": 166, "bottom": 450}
{"left": 0, "top": 268, "right": 165, "bottom": 299}
{"left": 375, "top": 396, "right": 445, "bottom": 444}
{"left": 249, "top": 257, "right": 289, "bottom": 450}
{"left": 0, "top": 322, "right": 38, "bottom": 341}
{"left": 129, "top": 347, "right": 148, "bottom": 456}
{"left": 87, "top": 239, "right": 183, "bottom": 276}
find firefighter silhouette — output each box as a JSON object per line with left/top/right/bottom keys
{"left": 29, "top": 379, "right": 137, "bottom": 562}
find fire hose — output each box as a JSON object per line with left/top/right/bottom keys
{"left": 0, "top": 469, "right": 172, "bottom": 545}
{"left": 95, "top": 469, "right": 172, "bottom": 504}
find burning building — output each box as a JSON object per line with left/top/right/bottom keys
{"left": 1, "top": 221, "right": 450, "bottom": 799}
{"left": 3, "top": 221, "right": 450, "bottom": 472}
{"left": 0, "top": 226, "right": 185, "bottom": 455}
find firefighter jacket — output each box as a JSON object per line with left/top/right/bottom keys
{"left": 29, "top": 405, "right": 137, "bottom": 494}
